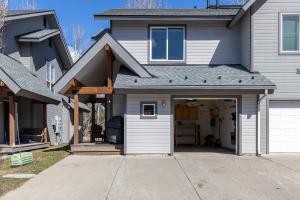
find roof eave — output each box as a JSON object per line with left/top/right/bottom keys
{"left": 17, "top": 89, "right": 60, "bottom": 104}
{"left": 228, "top": 0, "right": 257, "bottom": 28}
{"left": 5, "top": 10, "right": 55, "bottom": 22}
{"left": 94, "top": 15, "right": 235, "bottom": 21}
{"left": 114, "top": 85, "right": 277, "bottom": 90}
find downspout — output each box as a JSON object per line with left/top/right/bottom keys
{"left": 257, "top": 89, "right": 268, "bottom": 155}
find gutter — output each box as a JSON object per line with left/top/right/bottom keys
{"left": 257, "top": 89, "right": 268, "bottom": 155}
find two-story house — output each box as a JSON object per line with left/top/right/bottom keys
{"left": 55, "top": 0, "right": 300, "bottom": 155}
{"left": 0, "top": 10, "right": 88, "bottom": 153}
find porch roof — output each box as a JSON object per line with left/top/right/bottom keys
{"left": 16, "top": 29, "right": 60, "bottom": 43}
{"left": 0, "top": 53, "right": 60, "bottom": 104}
{"left": 114, "top": 64, "right": 276, "bottom": 90}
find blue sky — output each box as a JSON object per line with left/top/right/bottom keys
{"left": 8, "top": 0, "right": 235, "bottom": 49}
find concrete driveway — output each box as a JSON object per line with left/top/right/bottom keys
{"left": 1, "top": 152, "right": 300, "bottom": 200}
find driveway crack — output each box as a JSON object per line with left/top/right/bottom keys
{"left": 106, "top": 157, "right": 124, "bottom": 200}
{"left": 175, "top": 157, "right": 202, "bottom": 200}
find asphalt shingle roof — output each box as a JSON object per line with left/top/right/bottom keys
{"left": 114, "top": 65, "right": 276, "bottom": 89}
{"left": 16, "top": 29, "right": 60, "bottom": 42}
{"left": 95, "top": 8, "right": 239, "bottom": 18}
{"left": 0, "top": 53, "right": 60, "bottom": 102}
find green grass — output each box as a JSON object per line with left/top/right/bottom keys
{"left": 0, "top": 145, "right": 70, "bottom": 197}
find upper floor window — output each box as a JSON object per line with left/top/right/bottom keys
{"left": 46, "top": 62, "right": 55, "bottom": 92}
{"left": 280, "top": 14, "right": 300, "bottom": 53}
{"left": 150, "top": 27, "right": 185, "bottom": 61}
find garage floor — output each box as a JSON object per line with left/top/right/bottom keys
{"left": 1, "top": 153, "right": 300, "bottom": 200}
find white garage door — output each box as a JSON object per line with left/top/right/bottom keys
{"left": 269, "top": 101, "right": 300, "bottom": 153}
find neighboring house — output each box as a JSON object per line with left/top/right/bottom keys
{"left": 0, "top": 10, "right": 88, "bottom": 153}
{"left": 55, "top": 0, "right": 300, "bottom": 155}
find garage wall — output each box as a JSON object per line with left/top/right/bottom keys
{"left": 240, "top": 94, "right": 257, "bottom": 154}
{"left": 126, "top": 94, "right": 171, "bottom": 154}
{"left": 251, "top": 0, "right": 300, "bottom": 153}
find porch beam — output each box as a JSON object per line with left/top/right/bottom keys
{"left": 0, "top": 87, "right": 11, "bottom": 97}
{"left": 78, "top": 87, "right": 113, "bottom": 95}
{"left": 9, "top": 95, "right": 15, "bottom": 146}
{"left": 73, "top": 93, "right": 79, "bottom": 145}
{"left": 105, "top": 45, "right": 113, "bottom": 88}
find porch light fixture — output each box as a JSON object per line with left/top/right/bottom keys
{"left": 162, "top": 100, "right": 167, "bottom": 107}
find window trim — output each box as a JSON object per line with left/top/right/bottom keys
{"left": 279, "top": 13, "right": 300, "bottom": 54}
{"left": 140, "top": 101, "right": 157, "bottom": 119}
{"left": 149, "top": 26, "right": 186, "bottom": 62}
{"left": 46, "top": 61, "right": 55, "bottom": 92}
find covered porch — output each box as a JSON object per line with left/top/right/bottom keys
{"left": 0, "top": 53, "right": 60, "bottom": 154}
{"left": 54, "top": 32, "right": 152, "bottom": 154}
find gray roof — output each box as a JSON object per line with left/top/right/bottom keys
{"left": 0, "top": 53, "right": 60, "bottom": 104}
{"left": 114, "top": 65, "right": 276, "bottom": 90}
{"left": 95, "top": 8, "right": 239, "bottom": 20}
{"left": 6, "top": 10, "right": 52, "bottom": 17}
{"left": 16, "top": 29, "right": 60, "bottom": 42}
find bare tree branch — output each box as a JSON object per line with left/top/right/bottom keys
{"left": 70, "top": 24, "right": 87, "bottom": 61}
{"left": 126, "top": 0, "right": 167, "bottom": 8}
{"left": 21, "top": 0, "right": 37, "bottom": 10}
{"left": 0, "top": 0, "right": 8, "bottom": 51}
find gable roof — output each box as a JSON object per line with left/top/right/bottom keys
{"left": 95, "top": 8, "right": 240, "bottom": 21}
{"left": 114, "top": 64, "right": 276, "bottom": 90}
{"left": 5, "top": 10, "right": 73, "bottom": 68}
{"left": 5, "top": 10, "right": 54, "bottom": 21}
{"left": 0, "top": 53, "right": 60, "bottom": 104}
{"left": 54, "top": 33, "right": 152, "bottom": 94}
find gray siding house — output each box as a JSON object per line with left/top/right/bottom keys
{"left": 0, "top": 10, "right": 88, "bottom": 153}
{"left": 55, "top": 0, "right": 300, "bottom": 155}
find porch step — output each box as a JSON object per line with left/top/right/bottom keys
{"left": 0, "top": 143, "right": 50, "bottom": 154}
{"left": 71, "top": 143, "right": 124, "bottom": 155}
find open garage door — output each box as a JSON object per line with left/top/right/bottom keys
{"left": 269, "top": 101, "right": 300, "bottom": 153}
{"left": 173, "top": 98, "right": 238, "bottom": 154}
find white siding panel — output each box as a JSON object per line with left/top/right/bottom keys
{"left": 112, "top": 21, "right": 241, "bottom": 65}
{"left": 240, "top": 10, "right": 251, "bottom": 69}
{"left": 241, "top": 94, "right": 257, "bottom": 154}
{"left": 252, "top": 0, "right": 300, "bottom": 153}
{"left": 126, "top": 94, "right": 171, "bottom": 154}
{"left": 187, "top": 21, "right": 241, "bottom": 64}
{"left": 112, "top": 21, "right": 148, "bottom": 64}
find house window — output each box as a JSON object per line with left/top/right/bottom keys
{"left": 150, "top": 27, "right": 185, "bottom": 61}
{"left": 280, "top": 14, "right": 300, "bottom": 53}
{"left": 46, "top": 62, "right": 55, "bottom": 92}
{"left": 140, "top": 102, "right": 157, "bottom": 119}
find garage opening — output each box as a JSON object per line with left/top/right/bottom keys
{"left": 173, "top": 98, "right": 238, "bottom": 154}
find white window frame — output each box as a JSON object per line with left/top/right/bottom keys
{"left": 150, "top": 26, "right": 185, "bottom": 62}
{"left": 280, "top": 13, "right": 300, "bottom": 54}
{"left": 46, "top": 61, "right": 55, "bottom": 92}
{"left": 142, "top": 103, "right": 156, "bottom": 117}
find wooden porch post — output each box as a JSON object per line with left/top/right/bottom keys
{"left": 91, "top": 101, "right": 95, "bottom": 126}
{"left": 8, "top": 95, "right": 15, "bottom": 146}
{"left": 43, "top": 104, "right": 48, "bottom": 143}
{"left": 74, "top": 93, "right": 79, "bottom": 145}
